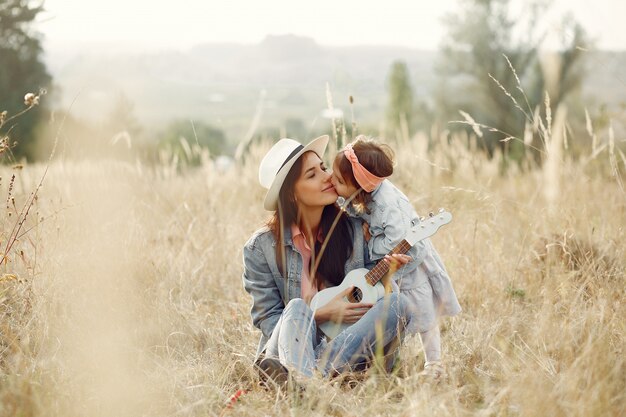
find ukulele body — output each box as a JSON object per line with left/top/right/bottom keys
{"left": 310, "top": 268, "right": 386, "bottom": 339}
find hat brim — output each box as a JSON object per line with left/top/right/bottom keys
{"left": 263, "top": 135, "right": 329, "bottom": 211}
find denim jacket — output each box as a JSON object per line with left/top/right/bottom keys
{"left": 351, "top": 180, "right": 428, "bottom": 289}
{"left": 242, "top": 217, "right": 367, "bottom": 356}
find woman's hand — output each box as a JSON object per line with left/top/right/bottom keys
{"left": 314, "top": 286, "right": 373, "bottom": 324}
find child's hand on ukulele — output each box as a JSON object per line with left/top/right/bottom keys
{"left": 381, "top": 254, "right": 412, "bottom": 294}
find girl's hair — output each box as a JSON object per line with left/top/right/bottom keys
{"left": 335, "top": 136, "right": 394, "bottom": 211}
{"left": 267, "top": 151, "right": 354, "bottom": 289}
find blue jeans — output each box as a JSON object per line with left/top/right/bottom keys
{"left": 264, "top": 293, "right": 410, "bottom": 377}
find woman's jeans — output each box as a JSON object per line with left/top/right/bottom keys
{"left": 264, "top": 293, "right": 410, "bottom": 377}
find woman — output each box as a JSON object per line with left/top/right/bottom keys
{"left": 242, "top": 135, "right": 412, "bottom": 383}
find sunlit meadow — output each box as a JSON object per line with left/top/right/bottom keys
{"left": 0, "top": 106, "right": 624, "bottom": 417}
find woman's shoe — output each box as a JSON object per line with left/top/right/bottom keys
{"left": 255, "top": 357, "right": 290, "bottom": 388}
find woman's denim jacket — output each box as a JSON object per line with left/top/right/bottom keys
{"left": 242, "top": 217, "right": 368, "bottom": 356}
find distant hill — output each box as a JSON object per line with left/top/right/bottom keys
{"left": 44, "top": 35, "right": 625, "bottom": 144}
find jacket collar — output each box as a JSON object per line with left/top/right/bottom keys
{"left": 370, "top": 179, "right": 385, "bottom": 197}
{"left": 270, "top": 223, "right": 295, "bottom": 248}
{"left": 274, "top": 220, "right": 324, "bottom": 249}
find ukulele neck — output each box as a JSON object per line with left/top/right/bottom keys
{"left": 364, "top": 239, "right": 411, "bottom": 285}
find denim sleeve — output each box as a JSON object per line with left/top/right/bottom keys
{"left": 242, "top": 242, "right": 284, "bottom": 339}
{"left": 370, "top": 202, "right": 429, "bottom": 267}
{"left": 369, "top": 202, "right": 408, "bottom": 259}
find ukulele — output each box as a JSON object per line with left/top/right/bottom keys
{"left": 310, "top": 209, "right": 452, "bottom": 339}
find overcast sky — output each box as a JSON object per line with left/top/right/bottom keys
{"left": 39, "top": 0, "right": 626, "bottom": 50}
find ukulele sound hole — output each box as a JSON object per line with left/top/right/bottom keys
{"left": 348, "top": 287, "right": 363, "bottom": 303}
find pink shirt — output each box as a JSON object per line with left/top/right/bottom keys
{"left": 291, "top": 224, "right": 319, "bottom": 301}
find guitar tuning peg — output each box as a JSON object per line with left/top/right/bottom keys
{"left": 419, "top": 216, "right": 425, "bottom": 222}
{"left": 438, "top": 208, "right": 444, "bottom": 213}
{"left": 428, "top": 212, "right": 434, "bottom": 217}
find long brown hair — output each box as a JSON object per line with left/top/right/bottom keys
{"left": 267, "top": 151, "right": 353, "bottom": 289}
{"left": 335, "top": 136, "right": 394, "bottom": 211}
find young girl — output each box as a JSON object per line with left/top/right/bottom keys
{"left": 330, "top": 135, "right": 461, "bottom": 378}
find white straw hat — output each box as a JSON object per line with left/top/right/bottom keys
{"left": 258, "top": 135, "right": 329, "bottom": 211}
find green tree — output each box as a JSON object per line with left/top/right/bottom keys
{"left": 158, "top": 120, "right": 228, "bottom": 165}
{"left": 0, "top": 0, "right": 51, "bottom": 159}
{"left": 283, "top": 117, "right": 306, "bottom": 140}
{"left": 104, "top": 93, "right": 142, "bottom": 142}
{"left": 386, "top": 60, "right": 414, "bottom": 138}
{"left": 527, "top": 15, "right": 588, "bottom": 110}
{"left": 437, "top": 0, "right": 588, "bottom": 160}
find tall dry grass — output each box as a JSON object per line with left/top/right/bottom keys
{"left": 0, "top": 119, "right": 624, "bottom": 417}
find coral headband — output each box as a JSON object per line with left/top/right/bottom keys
{"left": 343, "top": 143, "right": 387, "bottom": 192}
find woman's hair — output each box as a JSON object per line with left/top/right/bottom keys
{"left": 335, "top": 136, "right": 394, "bottom": 211}
{"left": 313, "top": 204, "right": 353, "bottom": 288}
{"left": 267, "top": 152, "right": 354, "bottom": 289}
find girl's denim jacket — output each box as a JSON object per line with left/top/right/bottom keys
{"left": 357, "top": 180, "right": 462, "bottom": 328}
{"left": 242, "top": 217, "right": 368, "bottom": 356}
{"left": 351, "top": 180, "right": 428, "bottom": 289}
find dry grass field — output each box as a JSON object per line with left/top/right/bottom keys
{"left": 0, "top": 125, "right": 624, "bottom": 416}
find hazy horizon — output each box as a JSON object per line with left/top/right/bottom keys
{"left": 39, "top": 0, "right": 626, "bottom": 52}
{"left": 42, "top": 34, "right": 444, "bottom": 55}
{"left": 34, "top": 0, "right": 626, "bottom": 147}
